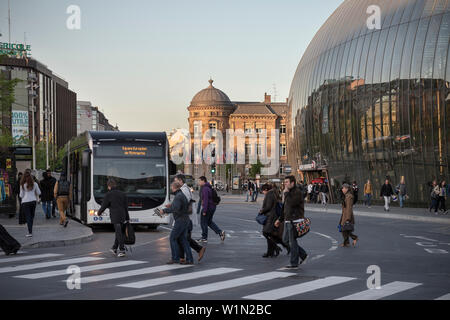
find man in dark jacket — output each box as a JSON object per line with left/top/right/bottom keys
{"left": 199, "top": 176, "right": 225, "bottom": 242}
{"left": 46, "top": 170, "right": 57, "bottom": 218}
{"left": 40, "top": 172, "right": 55, "bottom": 219}
{"left": 275, "top": 176, "right": 308, "bottom": 269}
{"left": 380, "top": 179, "right": 394, "bottom": 212}
{"left": 97, "top": 178, "right": 130, "bottom": 257}
{"left": 162, "top": 181, "right": 193, "bottom": 264}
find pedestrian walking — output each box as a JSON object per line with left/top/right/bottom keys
{"left": 352, "top": 181, "right": 359, "bottom": 205}
{"left": 429, "top": 180, "right": 440, "bottom": 214}
{"left": 198, "top": 176, "right": 225, "bottom": 243}
{"left": 339, "top": 183, "right": 358, "bottom": 247}
{"left": 307, "top": 183, "right": 313, "bottom": 203}
{"left": 253, "top": 182, "right": 259, "bottom": 202}
{"left": 320, "top": 182, "right": 329, "bottom": 206}
{"left": 396, "top": 177, "right": 407, "bottom": 208}
{"left": 160, "top": 181, "right": 193, "bottom": 264}
{"left": 380, "top": 179, "right": 394, "bottom": 211}
{"left": 97, "top": 178, "right": 130, "bottom": 257}
{"left": 438, "top": 180, "right": 447, "bottom": 214}
{"left": 39, "top": 172, "right": 54, "bottom": 219}
{"left": 14, "top": 172, "right": 25, "bottom": 225}
{"left": 54, "top": 173, "right": 71, "bottom": 227}
{"left": 259, "top": 184, "right": 288, "bottom": 258}
{"left": 19, "top": 171, "right": 41, "bottom": 237}
{"left": 274, "top": 176, "right": 308, "bottom": 269}
{"left": 245, "top": 180, "right": 253, "bottom": 202}
{"left": 363, "top": 179, "right": 372, "bottom": 208}
{"left": 46, "top": 169, "right": 57, "bottom": 218}
{"left": 173, "top": 175, "right": 206, "bottom": 263}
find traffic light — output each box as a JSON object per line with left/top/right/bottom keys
{"left": 211, "top": 164, "right": 216, "bottom": 174}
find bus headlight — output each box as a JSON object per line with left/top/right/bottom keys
{"left": 89, "top": 210, "right": 98, "bottom": 216}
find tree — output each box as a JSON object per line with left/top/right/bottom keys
{"left": 0, "top": 54, "right": 21, "bottom": 147}
{"left": 249, "top": 160, "right": 263, "bottom": 178}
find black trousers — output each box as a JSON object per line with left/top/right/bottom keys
{"left": 263, "top": 232, "right": 288, "bottom": 255}
{"left": 112, "top": 223, "right": 125, "bottom": 251}
{"left": 22, "top": 201, "right": 36, "bottom": 234}
{"left": 438, "top": 196, "right": 446, "bottom": 211}
{"left": 179, "top": 220, "right": 202, "bottom": 259}
{"left": 342, "top": 230, "right": 358, "bottom": 245}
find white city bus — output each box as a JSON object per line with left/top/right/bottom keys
{"left": 64, "top": 131, "right": 177, "bottom": 228}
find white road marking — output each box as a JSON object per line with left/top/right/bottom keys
{"left": 176, "top": 271, "right": 295, "bottom": 294}
{"left": 14, "top": 260, "right": 147, "bottom": 279}
{"left": 118, "top": 267, "right": 242, "bottom": 289}
{"left": 424, "top": 248, "right": 448, "bottom": 254}
{"left": 243, "top": 276, "right": 356, "bottom": 300}
{"left": 0, "top": 251, "right": 27, "bottom": 256}
{"left": 77, "top": 264, "right": 193, "bottom": 284}
{"left": 435, "top": 293, "right": 450, "bottom": 300}
{"left": 336, "top": 281, "right": 421, "bottom": 300}
{"left": 116, "top": 291, "right": 167, "bottom": 300}
{"left": 0, "top": 257, "right": 103, "bottom": 274}
{"left": 0, "top": 253, "right": 62, "bottom": 264}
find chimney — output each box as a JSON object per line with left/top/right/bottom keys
{"left": 264, "top": 92, "right": 271, "bottom": 104}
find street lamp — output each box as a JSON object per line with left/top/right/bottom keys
{"left": 27, "top": 72, "right": 38, "bottom": 171}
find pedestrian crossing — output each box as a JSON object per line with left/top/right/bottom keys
{"left": 0, "top": 252, "right": 446, "bottom": 300}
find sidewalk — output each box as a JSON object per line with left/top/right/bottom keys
{"left": 217, "top": 192, "right": 450, "bottom": 225}
{"left": 0, "top": 204, "right": 93, "bottom": 249}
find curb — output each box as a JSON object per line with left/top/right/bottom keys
{"left": 306, "top": 206, "right": 450, "bottom": 225}
{"left": 21, "top": 231, "right": 94, "bottom": 249}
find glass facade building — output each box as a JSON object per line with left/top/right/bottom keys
{"left": 289, "top": 0, "right": 449, "bottom": 205}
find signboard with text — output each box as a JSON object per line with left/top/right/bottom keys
{"left": 12, "top": 110, "right": 30, "bottom": 146}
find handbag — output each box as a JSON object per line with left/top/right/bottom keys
{"left": 292, "top": 218, "right": 311, "bottom": 238}
{"left": 123, "top": 221, "right": 136, "bottom": 245}
{"left": 342, "top": 221, "right": 354, "bottom": 232}
{"left": 255, "top": 214, "right": 267, "bottom": 225}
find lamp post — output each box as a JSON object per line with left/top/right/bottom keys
{"left": 27, "top": 72, "right": 38, "bottom": 171}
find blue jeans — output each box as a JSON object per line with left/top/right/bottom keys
{"left": 253, "top": 190, "right": 258, "bottom": 201}
{"left": 170, "top": 218, "right": 193, "bottom": 263}
{"left": 201, "top": 207, "right": 222, "bottom": 240}
{"left": 365, "top": 194, "right": 372, "bottom": 206}
{"left": 283, "top": 222, "right": 307, "bottom": 266}
{"left": 399, "top": 195, "right": 406, "bottom": 208}
{"left": 42, "top": 201, "right": 52, "bottom": 218}
{"left": 246, "top": 191, "right": 251, "bottom": 201}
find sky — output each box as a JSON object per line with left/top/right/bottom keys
{"left": 0, "top": 0, "right": 343, "bottom": 132}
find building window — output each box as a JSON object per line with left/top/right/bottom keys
{"left": 245, "top": 144, "right": 252, "bottom": 156}
{"left": 209, "top": 122, "right": 217, "bottom": 130}
{"left": 257, "top": 144, "right": 262, "bottom": 156}
{"left": 256, "top": 123, "right": 264, "bottom": 134}
{"left": 245, "top": 123, "right": 253, "bottom": 134}
{"left": 280, "top": 144, "right": 286, "bottom": 156}
{"left": 193, "top": 112, "right": 199, "bottom": 117}
{"left": 280, "top": 124, "right": 286, "bottom": 134}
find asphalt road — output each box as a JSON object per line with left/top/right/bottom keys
{"left": 1, "top": 201, "right": 450, "bottom": 300}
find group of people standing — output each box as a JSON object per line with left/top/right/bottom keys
{"left": 14, "top": 169, "right": 71, "bottom": 238}
{"left": 429, "top": 180, "right": 448, "bottom": 214}
{"left": 244, "top": 180, "right": 259, "bottom": 202}
{"left": 306, "top": 182, "right": 329, "bottom": 205}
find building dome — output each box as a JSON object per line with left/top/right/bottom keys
{"left": 289, "top": 0, "right": 449, "bottom": 206}
{"left": 191, "top": 79, "right": 233, "bottom": 107}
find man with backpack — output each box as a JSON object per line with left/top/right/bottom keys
{"left": 198, "top": 176, "right": 225, "bottom": 243}
{"left": 53, "top": 173, "right": 71, "bottom": 227}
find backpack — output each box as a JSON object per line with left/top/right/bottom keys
{"left": 123, "top": 222, "right": 135, "bottom": 245}
{"left": 57, "top": 180, "right": 70, "bottom": 196}
{"left": 212, "top": 188, "right": 221, "bottom": 205}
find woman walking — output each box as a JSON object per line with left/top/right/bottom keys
{"left": 363, "top": 179, "right": 372, "bottom": 208}
{"left": 258, "top": 184, "right": 288, "bottom": 258}
{"left": 19, "top": 171, "right": 41, "bottom": 237}
{"left": 340, "top": 183, "right": 358, "bottom": 247}
{"left": 396, "top": 176, "right": 407, "bottom": 208}
{"left": 438, "top": 180, "right": 447, "bottom": 214}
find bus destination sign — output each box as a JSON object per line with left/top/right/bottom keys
{"left": 122, "top": 146, "right": 147, "bottom": 156}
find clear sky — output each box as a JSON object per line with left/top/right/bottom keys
{"left": 0, "top": 0, "right": 343, "bottom": 132}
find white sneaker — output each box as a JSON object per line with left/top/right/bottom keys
{"left": 25, "top": 234, "right": 32, "bottom": 238}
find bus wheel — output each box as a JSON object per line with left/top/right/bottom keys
{"left": 147, "top": 224, "right": 158, "bottom": 230}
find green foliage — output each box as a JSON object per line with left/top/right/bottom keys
{"left": 249, "top": 160, "right": 263, "bottom": 178}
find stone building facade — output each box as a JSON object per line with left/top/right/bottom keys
{"left": 185, "top": 79, "right": 290, "bottom": 185}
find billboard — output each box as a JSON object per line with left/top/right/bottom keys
{"left": 12, "top": 110, "right": 30, "bottom": 146}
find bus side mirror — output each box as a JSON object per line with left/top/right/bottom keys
{"left": 169, "top": 160, "right": 177, "bottom": 175}
{"left": 82, "top": 149, "right": 91, "bottom": 168}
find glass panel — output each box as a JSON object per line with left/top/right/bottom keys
{"left": 434, "top": 12, "right": 450, "bottom": 80}
{"left": 411, "top": 0, "right": 427, "bottom": 21}
{"left": 366, "top": 31, "right": 381, "bottom": 84}
{"left": 422, "top": 14, "right": 442, "bottom": 78}
{"left": 391, "top": 0, "right": 409, "bottom": 26}
{"left": 352, "top": 36, "right": 365, "bottom": 79}
{"left": 382, "top": 25, "right": 399, "bottom": 83}
{"left": 421, "top": 0, "right": 438, "bottom": 17}
{"left": 374, "top": 29, "right": 389, "bottom": 84}
{"left": 411, "top": 17, "right": 431, "bottom": 79}
{"left": 391, "top": 23, "right": 409, "bottom": 80}
{"left": 400, "top": 20, "right": 420, "bottom": 79}
{"left": 401, "top": 0, "right": 418, "bottom": 23}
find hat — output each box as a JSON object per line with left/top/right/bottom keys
{"left": 342, "top": 183, "right": 351, "bottom": 189}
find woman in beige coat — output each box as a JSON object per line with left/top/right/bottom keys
{"left": 340, "top": 183, "right": 358, "bottom": 247}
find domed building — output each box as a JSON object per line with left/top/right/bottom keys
{"left": 186, "top": 79, "right": 290, "bottom": 186}
{"left": 288, "top": 0, "right": 449, "bottom": 205}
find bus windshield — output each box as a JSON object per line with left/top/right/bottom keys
{"left": 92, "top": 143, "right": 167, "bottom": 210}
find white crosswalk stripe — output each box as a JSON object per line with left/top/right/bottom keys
{"left": 335, "top": 281, "right": 422, "bottom": 300}
{"left": 118, "top": 267, "right": 242, "bottom": 289}
{"left": 14, "top": 260, "right": 147, "bottom": 279}
{"left": 0, "top": 257, "right": 103, "bottom": 274}
{"left": 176, "top": 271, "right": 296, "bottom": 294}
{"left": 0, "top": 251, "right": 27, "bottom": 256}
{"left": 76, "top": 264, "right": 194, "bottom": 284}
{"left": 243, "top": 276, "right": 356, "bottom": 300}
{"left": 435, "top": 293, "right": 450, "bottom": 300}
{"left": 0, "top": 253, "right": 63, "bottom": 264}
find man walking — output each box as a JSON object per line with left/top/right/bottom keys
{"left": 320, "top": 182, "right": 328, "bottom": 206}
{"left": 46, "top": 170, "right": 57, "bottom": 218}
{"left": 39, "top": 172, "right": 54, "bottom": 219}
{"left": 198, "top": 176, "right": 225, "bottom": 243}
{"left": 274, "top": 176, "right": 308, "bottom": 269}
{"left": 54, "top": 173, "right": 71, "bottom": 227}
{"left": 97, "top": 178, "right": 130, "bottom": 257}
{"left": 380, "top": 179, "right": 394, "bottom": 212}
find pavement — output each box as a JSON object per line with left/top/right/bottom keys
{"left": 0, "top": 204, "right": 93, "bottom": 249}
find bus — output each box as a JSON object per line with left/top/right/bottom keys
{"left": 64, "top": 131, "right": 177, "bottom": 227}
